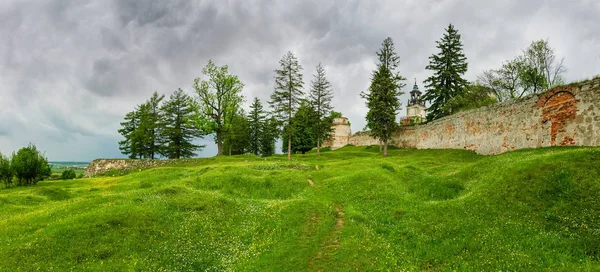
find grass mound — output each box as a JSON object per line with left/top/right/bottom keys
{"left": 1, "top": 146, "right": 599, "bottom": 271}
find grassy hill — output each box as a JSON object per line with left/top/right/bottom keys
{"left": 1, "top": 146, "right": 599, "bottom": 271}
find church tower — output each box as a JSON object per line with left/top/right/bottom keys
{"left": 406, "top": 79, "right": 427, "bottom": 123}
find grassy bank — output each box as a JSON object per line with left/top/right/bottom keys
{"left": 1, "top": 146, "right": 599, "bottom": 271}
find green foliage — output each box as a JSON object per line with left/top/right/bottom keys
{"left": 441, "top": 83, "right": 498, "bottom": 113}
{"left": 362, "top": 37, "right": 406, "bottom": 156}
{"left": 422, "top": 24, "right": 469, "bottom": 120}
{"left": 309, "top": 63, "right": 334, "bottom": 155}
{"left": 270, "top": 51, "right": 304, "bottom": 160}
{"left": 223, "top": 110, "right": 250, "bottom": 156}
{"left": 259, "top": 115, "right": 279, "bottom": 157}
{"left": 290, "top": 101, "right": 318, "bottom": 154}
{"left": 160, "top": 89, "right": 205, "bottom": 159}
{"left": 1, "top": 147, "right": 600, "bottom": 271}
{"left": 0, "top": 152, "right": 12, "bottom": 187}
{"left": 193, "top": 60, "right": 245, "bottom": 156}
{"left": 61, "top": 169, "right": 77, "bottom": 180}
{"left": 118, "top": 92, "right": 166, "bottom": 159}
{"left": 478, "top": 39, "right": 565, "bottom": 101}
{"left": 10, "top": 144, "right": 51, "bottom": 186}
{"left": 248, "top": 97, "right": 265, "bottom": 156}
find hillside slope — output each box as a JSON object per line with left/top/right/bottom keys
{"left": 1, "top": 146, "right": 599, "bottom": 271}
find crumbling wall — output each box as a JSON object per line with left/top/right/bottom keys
{"left": 84, "top": 159, "right": 185, "bottom": 177}
{"left": 347, "top": 78, "right": 600, "bottom": 155}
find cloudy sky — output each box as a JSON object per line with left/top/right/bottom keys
{"left": 1, "top": 0, "right": 599, "bottom": 161}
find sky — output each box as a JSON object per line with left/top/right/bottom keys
{"left": 1, "top": 0, "right": 599, "bottom": 161}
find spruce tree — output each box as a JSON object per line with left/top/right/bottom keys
{"left": 118, "top": 109, "right": 143, "bottom": 159}
{"left": 260, "top": 115, "right": 279, "bottom": 157}
{"left": 309, "top": 63, "right": 334, "bottom": 155}
{"left": 145, "top": 91, "right": 165, "bottom": 159}
{"left": 248, "top": 97, "right": 265, "bottom": 156}
{"left": 361, "top": 37, "right": 406, "bottom": 156}
{"left": 269, "top": 51, "right": 304, "bottom": 161}
{"left": 160, "top": 89, "right": 205, "bottom": 159}
{"left": 422, "top": 24, "right": 469, "bottom": 121}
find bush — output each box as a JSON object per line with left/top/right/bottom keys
{"left": 11, "top": 144, "right": 51, "bottom": 186}
{"left": 61, "top": 169, "right": 77, "bottom": 180}
{"left": 77, "top": 173, "right": 84, "bottom": 179}
{"left": 0, "top": 152, "right": 12, "bottom": 187}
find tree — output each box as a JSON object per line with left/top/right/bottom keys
{"left": 248, "top": 97, "right": 265, "bottom": 156}
{"left": 161, "top": 89, "right": 205, "bottom": 159}
{"left": 0, "top": 152, "right": 12, "bottom": 187}
{"left": 193, "top": 60, "right": 245, "bottom": 156}
{"left": 61, "top": 169, "right": 77, "bottom": 180}
{"left": 223, "top": 110, "right": 250, "bottom": 156}
{"left": 143, "top": 91, "right": 166, "bottom": 159}
{"left": 118, "top": 109, "right": 143, "bottom": 159}
{"left": 270, "top": 51, "right": 304, "bottom": 161}
{"left": 523, "top": 39, "right": 566, "bottom": 88}
{"left": 422, "top": 24, "right": 469, "bottom": 120}
{"left": 291, "top": 101, "right": 318, "bottom": 154}
{"left": 11, "top": 144, "right": 51, "bottom": 186}
{"left": 361, "top": 37, "right": 406, "bottom": 156}
{"left": 309, "top": 63, "right": 334, "bottom": 155}
{"left": 442, "top": 83, "right": 497, "bottom": 113}
{"left": 260, "top": 115, "right": 279, "bottom": 157}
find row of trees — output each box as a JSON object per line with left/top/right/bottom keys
{"left": 0, "top": 144, "right": 52, "bottom": 187}
{"left": 119, "top": 55, "right": 338, "bottom": 160}
{"left": 361, "top": 24, "right": 566, "bottom": 156}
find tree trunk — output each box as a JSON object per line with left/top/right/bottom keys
{"left": 228, "top": 144, "right": 232, "bottom": 156}
{"left": 379, "top": 140, "right": 383, "bottom": 153}
{"left": 383, "top": 140, "right": 388, "bottom": 157}
{"left": 216, "top": 130, "right": 223, "bottom": 156}
{"left": 287, "top": 137, "right": 292, "bottom": 161}
{"left": 317, "top": 136, "right": 320, "bottom": 156}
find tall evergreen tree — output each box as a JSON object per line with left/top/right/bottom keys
{"left": 118, "top": 109, "right": 143, "bottom": 159}
{"left": 361, "top": 37, "right": 406, "bottom": 156}
{"left": 422, "top": 24, "right": 469, "bottom": 121}
{"left": 223, "top": 110, "right": 250, "bottom": 156}
{"left": 161, "top": 89, "right": 205, "bottom": 159}
{"left": 194, "top": 60, "right": 244, "bottom": 156}
{"left": 145, "top": 91, "right": 165, "bottom": 159}
{"left": 309, "top": 63, "right": 334, "bottom": 155}
{"left": 260, "top": 115, "right": 279, "bottom": 157}
{"left": 269, "top": 51, "right": 304, "bottom": 161}
{"left": 248, "top": 97, "right": 265, "bottom": 156}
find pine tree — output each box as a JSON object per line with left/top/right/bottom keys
{"left": 291, "top": 101, "right": 318, "bottom": 154}
{"left": 160, "top": 89, "right": 205, "bottom": 159}
{"left": 361, "top": 37, "right": 406, "bottom": 157}
{"left": 309, "top": 63, "right": 334, "bottom": 155}
{"left": 260, "top": 115, "right": 279, "bottom": 157}
{"left": 145, "top": 91, "right": 165, "bottom": 159}
{"left": 422, "top": 24, "right": 469, "bottom": 121}
{"left": 248, "top": 97, "right": 265, "bottom": 156}
{"left": 269, "top": 51, "right": 304, "bottom": 161}
{"left": 118, "top": 109, "right": 143, "bottom": 159}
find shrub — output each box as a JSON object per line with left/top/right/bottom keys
{"left": 77, "top": 173, "right": 84, "bottom": 179}
{"left": 0, "top": 152, "right": 12, "bottom": 187}
{"left": 11, "top": 144, "right": 51, "bottom": 186}
{"left": 61, "top": 169, "right": 77, "bottom": 180}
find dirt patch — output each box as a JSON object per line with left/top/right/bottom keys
{"left": 308, "top": 179, "right": 314, "bottom": 186}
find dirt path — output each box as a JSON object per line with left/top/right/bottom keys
{"left": 308, "top": 204, "right": 345, "bottom": 271}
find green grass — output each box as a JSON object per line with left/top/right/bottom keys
{"left": 1, "top": 146, "right": 600, "bottom": 271}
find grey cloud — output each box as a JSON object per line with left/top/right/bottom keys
{"left": 1, "top": 0, "right": 599, "bottom": 161}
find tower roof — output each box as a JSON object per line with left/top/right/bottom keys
{"left": 410, "top": 78, "right": 421, "bottom": 94}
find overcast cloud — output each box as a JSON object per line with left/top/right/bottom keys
{"left": 1, "top": 0, "right": 599, "bottom": 161}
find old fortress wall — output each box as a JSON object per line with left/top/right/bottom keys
{"left": 331, "top": 77, "right": 600, "bottom": 155}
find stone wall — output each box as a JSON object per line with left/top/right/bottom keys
{"left": 347, "top": 77, "right": 600, "bottom": 155}
{"left": 84, "top": 159, "right": 186, "bottom": 177}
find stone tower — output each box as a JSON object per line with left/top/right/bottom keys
{"left": 323, "top": 117, "right": 351, "bottom": 150}
{"left": 406, "top": 79, "right": 427, "bottom": 123}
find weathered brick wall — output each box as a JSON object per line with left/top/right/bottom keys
{"left": 348, "top": 78, "right": 600, "bottom": 155}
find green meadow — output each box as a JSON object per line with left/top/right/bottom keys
{"left": 1, "top": 146, "right": 599, "bottom": 271}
